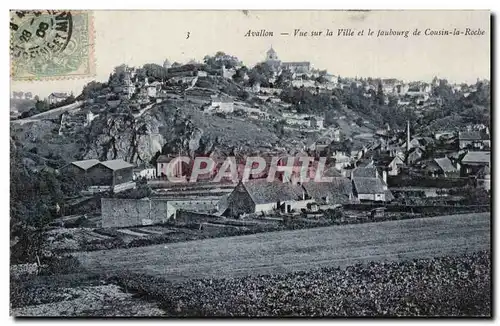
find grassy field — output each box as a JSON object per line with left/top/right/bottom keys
{"left": 77, "top": 212, "right": 490, "bottom": 282}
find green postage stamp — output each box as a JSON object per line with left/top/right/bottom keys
{"left": 10, "top": 10, "right": 95, "bottom": 81}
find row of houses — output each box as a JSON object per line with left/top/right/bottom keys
{"left": 220, "top": 166, "right": 392, "bottom": 217}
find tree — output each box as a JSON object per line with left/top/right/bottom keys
{"left": 232, "top": 66, "right": 249, "bottom": 84}
{"left": 376, "top": 82, "right": 385, "bottom": 105}
{"left": 388, "top": 95, "right": 398, "bottom": 107}
{"left": 142, "top": 63, "right": 168, "bottom": 81}
{"left": 79, "top": 81, "right": 105, "bottom": 99}
{"left": 35, "top": 99, "right": 50, "bottom": 112}
{"left": 315, "top": 75, "right": 328, "bottom": 84}
{"left": 276, "top": 69, "right": 293, "bottom": 88}
{"left": 10, "top": 145, "right": 81, "bottom": 263}
{"left": 204, "top": 52, "right": 241, "bottom": 70}
{"left": 248, "top": 62, "right": 274, "bottom": 87}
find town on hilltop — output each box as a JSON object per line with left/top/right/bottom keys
{"left": 10, "top": 46, "right": 491, "bottom": 317}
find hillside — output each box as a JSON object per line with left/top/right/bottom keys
{"left": 10, "top": 76, "right": 382, "bottom": 168}
{"left": 10, "top": 92, "right": 323, "bottom": 167}
{"left": 11, "top": 59, "right": 490, "bottom": 172}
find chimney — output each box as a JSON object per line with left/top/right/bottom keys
{"left": 406, "top": 120, "right": 411, "bottom": 153}
{"left": 382, "top": 170, "right": 387, "bottom": 184}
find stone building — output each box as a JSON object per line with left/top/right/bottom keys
{"left": 48, "top": 92, "right": 69, "bottom": 105}
{"left": 86, "top": 159, "right": 135, "bottom": 189}
{"left": 264, "top": 46, "right": 311, "bottom": 75}
{"left": 222, "top": 179, "right": 305, "bottom": 217}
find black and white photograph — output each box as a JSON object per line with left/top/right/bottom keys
{"left": 9, "top": 9, "right": 491, "bottom": 318}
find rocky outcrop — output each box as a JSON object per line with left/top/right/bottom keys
{"left": 83, "top": 103, "right": 214, "bottom": 164}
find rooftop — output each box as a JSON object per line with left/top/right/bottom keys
{"left": 267, "top": 47, "right": 277, "bottom": 55}
{"left": 433, "top": 157, "right": 457, "bottom": 172}
{"left": 50, "top": 92, "right": 68, "bottom": 98}
{"left": 70, "top": 159, "right": 100, "bottom": 171}
{"left": 459, "top": 131, "right": 488, "bottom": 141}
{"left": 461, "top": 151, "right": 490, "bottom": 165}
{"left": 99, "top": 159, "right": 135, "bottom": 171}
{"left": 243, "top": 179, "right": 303, "bottom": 205}
{"left": 302, "top": 177, "right": 352, "bottom": 202}
{"left": 352, "top": 167, "right": 378, "bottom": 178}
{"left": 353, "top": 177, "right": 386, "bottom": 194}
{"left": 376, "top": 156, "right": 403, "bottom": 167}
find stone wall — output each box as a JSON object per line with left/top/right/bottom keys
{"left": 101, "top": 197, "right": 219, "bottom": 228}
{"left": 176, "top": 211, "right": 220, "bottom": 225}
{"left": 101, "top": 198, "right": 154, "bottom": 228}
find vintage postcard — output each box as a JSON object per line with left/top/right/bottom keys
{"left": 10, "top": 10, "right": 491, "bottom": 317}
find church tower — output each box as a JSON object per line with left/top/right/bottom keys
{"left": 266, "top": 46, "right": 279, "bottom": 61}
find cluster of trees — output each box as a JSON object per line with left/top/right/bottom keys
{"left": 232, "top": 66, "right": 249, "bottom": 84}
{"left": 203, "top": 51, "right": 241, "bottom": 70}
{"left": 78, "top": 81, "right": 107, "bottom": 100}
{"left": 110, "top": 63, "right": 169, "bottom": 85}
{"left": 248, "top": 62, "right": 274, "bottom": 87}
{"left": 139, "top": 64, "right": 168, "bottom": 81}
{"left": 422, "top": 79, "right": 490, "bottom": 131}
{"left": 195, "top": 74, "right": 249, "bottom": 101}
{"left": 10, "top": 144, "right": 82, "bottom": 262}
{"left": 280, "top": 87, "right": 342, "bottom": 116}
{"left": 18, "top": 97, "right": 48, "bottom": 118}
{"left": 277, "top": 79, "right": 422, "bottom": 130}
{"left": 19, "top": 94, "right": 76, "bottom": 119}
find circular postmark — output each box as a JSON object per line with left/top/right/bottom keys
{"left": 10, "top": 10, "right": 90, "bottom": 79}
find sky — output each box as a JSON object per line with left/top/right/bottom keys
{"left": 10, "top": 10, "right": 490, "bottom": 98}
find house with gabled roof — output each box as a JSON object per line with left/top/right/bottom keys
{"left": 86, "top": 159, "right": 135, "bottom": 190}
{"left": 59, "top": 159, "right": 100, "bottom": 180}
{"left": 406, "top": 146, "right": 425, "bottom": 165}
{"left": 352, "top": 177, "right": 390, "bottom": 202}
{"left": 425, "top": 157, "right": 459, "bottom": 178}
{"left": 375, "top": 155, "right": 404, "bottom": 177}
{"left": 460, "top": 151, "right": 490, "bottom": 177}
{"left": 459, "top": 130, "right": 490, "bottom": 150}
{"left": 301, "top": 177, "right": 353, "bottom": 205}
{"left": 222, "top": 179, "right": 306, "bottom": 217}
{"left": 350, "top": 167, "right": 393, "bottom": 202}
{"left": 48, "top": 92, "right": 69, "bottom": 105}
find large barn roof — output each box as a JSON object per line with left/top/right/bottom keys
{"left": 462, "top": 151, "right": 490, "bottom": 165}
{"left": 353, "top": 177, "right": 386, "bottom": 194}
{"left": 302, "top": 178, "right": 352, "bottom": 204}
{"left": 71, "top": 159, "right": 100, "bottom": 171}
{"left": 243, "top": 179, "right": 303, "bottom": 205}
{"left": 459, "top": 131, "right": 482, "bottom": 141}
{"left": 433, "top": 157, "right": 457, "bottom": 172}
{"left": 100, "top": 159, "right": 134, "bottom": 171}
{"left": 351, "top": 167, "right": 378, "bottom": 178}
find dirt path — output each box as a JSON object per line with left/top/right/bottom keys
{"left": 11, "top": 101, "right": 83, "bottom": 125}
{"left": 77, "top": 213, "right": 490, "bottom": 282}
